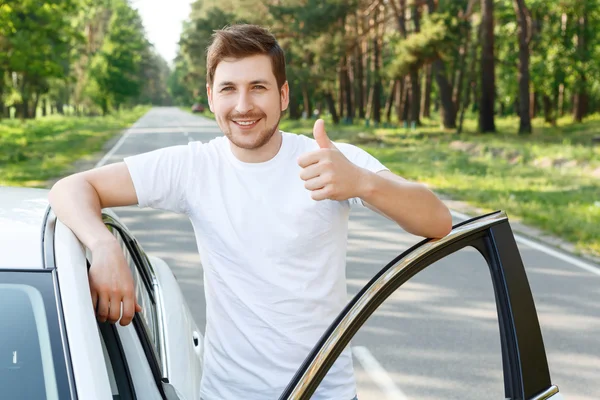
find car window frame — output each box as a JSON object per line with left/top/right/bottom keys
{"left": 279, "top": 211, "right": 560, "bottom": 400}
{"left": 101, "top": 214, "right": 170, "bottom": 398}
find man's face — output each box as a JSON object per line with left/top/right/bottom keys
{"left": 207, "top": 55, "right": 289, "bottom": 150}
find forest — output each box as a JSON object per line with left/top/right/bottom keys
{"left": 171, "top": 0, "right": 599, "bottom": 134}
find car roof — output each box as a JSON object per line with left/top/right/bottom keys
{"left": 0, "top": 186, "right": 50, "bottom": 270}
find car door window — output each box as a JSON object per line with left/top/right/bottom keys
{"left": 347, "top": 248, "right": 504, "bottom": 399}
{"left": 106, "top": 226, "right": 160, "bottom": 364}
{"left": 281, "top": 212, "right": 559, "bottom": 400}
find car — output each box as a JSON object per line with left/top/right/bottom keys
{"left": 191, "top": 104, "right": 205, "bottom": 113}
{"left": 0, "top": 186, "right": 564, "bottom": 400}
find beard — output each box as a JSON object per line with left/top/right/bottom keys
{"left": 220, "top": 107, "right": 282, "bottom": 150}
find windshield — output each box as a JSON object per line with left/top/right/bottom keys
{"left": 0, "top": 270, "right": 72, "bottom": 400}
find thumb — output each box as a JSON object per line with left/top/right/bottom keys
{"left": 313, "top": 119, "right": 334, "bottom": 149}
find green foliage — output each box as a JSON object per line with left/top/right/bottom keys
{"left": 0, "top": 0, "right": 169, "bottom": 118}
{"left": 386, "top": 15, "right": 450, "bottom": 78}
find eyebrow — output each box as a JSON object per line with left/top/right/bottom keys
{"left": 218, "top": 80, "right": 271, "bottom": 88}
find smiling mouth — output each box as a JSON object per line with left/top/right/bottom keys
{"left": 232, "top": 119, "right": 261, "bottom": 128}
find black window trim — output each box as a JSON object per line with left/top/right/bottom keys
{"left": 98, "top": 322, "right": 137, "bottom": 400}
{"left": 280, "top": 210, "right": 560, "bottom": 400}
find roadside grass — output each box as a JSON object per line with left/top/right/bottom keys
{"left": 0, "top": 106, "right": 150, "bottom": 188}
{"left": 280, "top": 113, "right": 600, "bottom": 257}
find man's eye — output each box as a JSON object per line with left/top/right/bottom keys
{"left": 221, "top": 87, "right": 234, "bottom": 92}
{"left": 253, "top": 85, "right": 266, "bottom": 90}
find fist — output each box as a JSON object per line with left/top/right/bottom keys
{"left": 297, "top": 119, "right": 366, "bottom": 201}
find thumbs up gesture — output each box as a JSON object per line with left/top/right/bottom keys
{"left": 298, "top": 119, "right": 367, "bottom": 201}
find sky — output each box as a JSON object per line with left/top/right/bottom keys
{"left": 131, "top": 0, "right": 193, "bottom": 65}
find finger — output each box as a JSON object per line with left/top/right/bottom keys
{"left": 310, "top": 187, "right": 331, "bottom": 201}
{"left": 313, "top": 119, "right": 334, "bottom": 149}
{"left": 299, "top": 163, "right": 323, "bottom": 181}
{"left": 304, "top": 176, "right": 326, "bottom": 191}
{"left": 91, "top": 289, "right": 98, "bottom": 312}
{"left": 108, "top": 295, "right": 122, "bottom": 324}
{"left": 96, "top": 294, "right": 110, "bottom": 323}
{"left": 135, "top": 302, "right": 143, "bottom": 313}
{"left": 297, "top": 150, "right": 322, "bottom": 168}
{"left": 120, "top": 295, "right": 136, "bottom": 326}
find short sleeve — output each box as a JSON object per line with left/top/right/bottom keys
{"left": 123, "top": 144, "right": 194, "bottom": 214}
{"left": 335, "top": 142, "right": 390, "bottom": 207}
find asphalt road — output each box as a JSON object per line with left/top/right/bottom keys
{"left": 104, "top": 107, "right": 600, "bottom": 400}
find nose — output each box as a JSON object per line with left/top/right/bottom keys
{"left": 235, "top": 90, "right": 254, "bottom": 114}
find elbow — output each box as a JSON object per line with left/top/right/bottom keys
{"left": 431, "top": 206, "right": 453, "bottom": 239}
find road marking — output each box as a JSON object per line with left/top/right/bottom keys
{"left": 94, "top": 119, "right": 143, "bottom": 168}
{"left": 450, "top": 210, "right": 600, "bottom": 277}
{"left": 352, "top": 346, "right": 409, "bottom": 400}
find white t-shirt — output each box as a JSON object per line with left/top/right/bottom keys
{"left": 124, "top": 131, "right": 388, "bottom": 400}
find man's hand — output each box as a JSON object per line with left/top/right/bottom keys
{"left": 298, "top": 119, "right": 368, "bottom": 201}
{"left": 89, "top": 239, "right": 142, "bottom": 326}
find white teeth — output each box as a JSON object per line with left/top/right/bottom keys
{"left": 235, "top": 120, "right": 257, "bottom": 126}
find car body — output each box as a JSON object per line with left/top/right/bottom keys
{"left": 0, "top": 186, "right": 564, "bottom": 400}
{"left": 191, "top": 104, "right": 205, "bottom": 113}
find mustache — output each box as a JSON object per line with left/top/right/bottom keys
{"left": 228, "top": 112, "right": 266, "bottom": 120}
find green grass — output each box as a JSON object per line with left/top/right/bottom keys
{"left": 281, "top": 114, "right": 600, "bottom": 258}
{"left": 0, "top": 106, "right": 150, "bottom": 187}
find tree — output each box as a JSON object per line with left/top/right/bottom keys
{"left": 513, "top": 0, "right": 532, "bottom": 133}
{"left": 479, "top": 0, "right": 496, "bottom": 132}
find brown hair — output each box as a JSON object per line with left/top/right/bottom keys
{"left": 206, "top": 24, "right": 287, "bottom": 89}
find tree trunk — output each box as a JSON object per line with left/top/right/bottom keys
{"left": 355, "top": 39, "right": 365, "bottom": 119}
{"left": 452, "top": 12, "right": 472, "bottom": 113}
{"left": 409, "top": 5, "right": 421, "bottom": 125}
{"left": 479, "top": 0, "right": 496, "bottom": 133}
{"left": 433, "top": 59, "right": 456, "bottom": 129}
{"left": 288, "top": 82, "right": 301, "bottom": 119}
{"left": 530, "top": 90, "right": 537, "bottom": 119}
{"left": 458, "top": 22, "right": 481, "bottom": 134}
{"left": 344, "top": 57, "right": 354, "bottom": 122}
{"left": 572, "top": 13, "right": 588, "bottom": 122}
{"left": 385, "top": 80, "right": 397, "bottom": 123}
{"left": 395, "top": 78, "right": 404, "bottom": 123}
{"left": 371, "top": 25, "right": 382, "bottom": 124}
{"left": 41, "top": 98, "right": 47, "bottom": 117}
{"left": 354, "top": 13, "right": 365, "bottom": 119}
{"left": 31, "top": 93, "right": 40, "bottom": 119}
{"left": 513, "top": 0, "right": 532, "bottom": 134}
{"left": 324, "top": 92, "right": 339, "bottom": 124}
{"left": 302, "top": 84, "right": 312, "bottom": 119}
{"left": 338, "top": 56, "right": 345, "bottom": 121}
{"left": 421, "top": 64, "right": 432, "bottom": 119}
{"left": 542, "top": 94, "right": 554, "bottom": 125}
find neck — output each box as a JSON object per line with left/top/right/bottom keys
{"left": 229, "top": 129, "right": 283, "bottom": 163}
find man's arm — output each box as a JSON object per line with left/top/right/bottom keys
{"left": 358, "top": 170, "right": 452, "bottom": 239}
{"left": 48, "top": 162, "right": 141, "bottom": 325}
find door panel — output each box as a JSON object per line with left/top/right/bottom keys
{"left": 149, "top": 255, "right": 203, "bottom": 400}
{"left": 280, "top": 211, "right": 562, "bottom": 400}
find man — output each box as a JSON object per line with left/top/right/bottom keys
{"left": 49, "top": 24, "right": 452, "bottom": 400}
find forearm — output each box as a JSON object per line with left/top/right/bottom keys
{"left": 358, "top": 170, "right": 452, "bottom": 238}
{"left": 48, "top": 176, "right": 117, "bottom": 251}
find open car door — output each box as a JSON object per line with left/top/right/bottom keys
{"left": 280, "top": 211, "right": 564, "bottom": 400}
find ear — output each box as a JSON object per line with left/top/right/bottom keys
{"left": 206, "top": 83, "right": 214, "bottom": 112}
{"left": 280, "top": 81, "right": 290, "bottom": 112}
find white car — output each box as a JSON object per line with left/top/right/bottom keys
{"left": 0, "top": 186, "right": 564, "bottom": 400}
